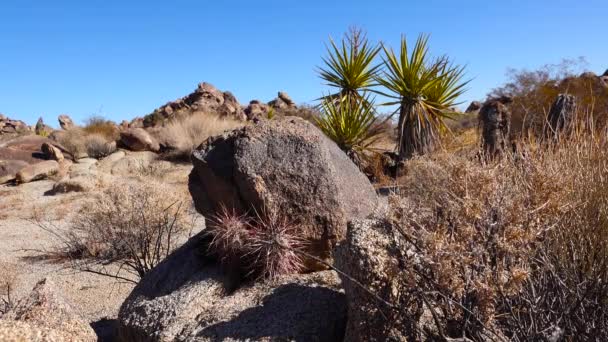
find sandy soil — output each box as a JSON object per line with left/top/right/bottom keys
{"left": 0, "top": 180, "right": 134, "bottom": 340}
{"left": 0, "top": 156, "right": 196, "bottom": 340}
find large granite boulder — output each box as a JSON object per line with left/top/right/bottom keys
{"left": 189, "top": 116, "right": 378, "bottom": 266}
{"left": 117, "top": 232, "right": 346, "bottom": 342}
{"left": 0, "top": 278, "right": 96, "bottom": 341}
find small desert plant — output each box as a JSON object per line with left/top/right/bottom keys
{"left": 82, "top": 115, "right": 119, "bottom": 141}
{"left": 84, "top": 133, "right": 116, "bottom": 159}
{"left": 207, "top": 206, "right": 304, "bottom": 281}
{"left": 158, "top": 112, "right": 243, "bottom": 161}
{"left": 377, "top": 34, "right": 468, "bottom": 160}
{"left": 41, "top": 181, "right": 193, "bottom": 282}
{"left": 0, "top": 262, "right": 18, "bottom": 315}
{"left": 316, "top": 94, "right": 384, "bottom": 158}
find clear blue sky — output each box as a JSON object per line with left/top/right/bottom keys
{"left": 1, "top": 0, "right": 606, "bottom": 127}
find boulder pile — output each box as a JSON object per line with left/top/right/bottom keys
{"left": 0, "top": 114, "right": 29, "bottom": 135}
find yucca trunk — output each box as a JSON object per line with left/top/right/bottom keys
{"left": 397, "top": 100, "right": 436, "bottom": 160}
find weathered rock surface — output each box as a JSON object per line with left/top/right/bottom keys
{"left": 335, "top": 219, "right": 406, "bottom": 341}
{"left": 244, "top": 100, "right": 271, "bottom": 120}
{"left": 145, "top": 82, "right": 246, "bottom": 127}
{"left": 479, "top": 97, "right": 512, "bottom": 156}
{"left": 546, "top": 94, "right": 577, "bottom": 136}
{"left": 15, "top": 160, "right": 59, "bottom": 183}
{"left": 0, "top": 160, "right": 28, "bottom": 184}
{"left": 57, "top": 114, "right": 74, "bottom": 130}
{"left": 1, "top": 278, "right": 97, "bottom": 342}
{"left": 117, "top": 232, "right": 346, "bottom": 342}
{"left": 120, "top": 128, "right": 160, "bottom": 152}
{"left": 190, "top": 117, "right": 378, "bottom": 265}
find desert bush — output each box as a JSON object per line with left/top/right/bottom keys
{"left": 47, "top": 181, "right": 194, "bottom": 282}
{"left": 366, "top": 126, "right": 608, "bottom": 340}
{"left": 55, "top": 129, "right": 87, "bottom": 158}
{"left": 0, "top": 262, "right": 18, "bottom": 315}
{"left": 158, "top": 112, "right": 243, "bottom": 161}
{"left": 82, "top": 115, "right": 119, "bottom": 141}
{"left": 84, "top": 133, "right": 116, "bottom": 159}
{"left": 489, "top": 58, "right": 608, "bottom": 136}
{"left": 274, "top": 104, "right": 322, "bottom": 124}
{"left": 207, "top": 206, "right": 304, "bottom": 281}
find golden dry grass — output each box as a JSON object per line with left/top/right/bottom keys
{"left": 157, "top": 112, "right": 244, "bottom": 160}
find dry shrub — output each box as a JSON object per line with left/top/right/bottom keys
{"left": 158, "top": 112, "right": 243, "bottom": 161}
{"left": 0, "top": 262, "right": 18, "bottom": 315}
{"left": 377, "top": 127, "right": 608, "bottom": 340}
{"left": 50, "top": 181, "right": 194, "bottom": 282}
{"left": 84, "top": 133, "right": 116, "bottom": 159}
{"left": 82, "top": 115, "right": 119, "bottom": 141}
{"left": 56, "top": 129, "right": 87, "bottom": 158}
{"left": 489, "top": 58, "right": 608, "bottom": 137}
{"left": 274, "top": 104, "right": 322, "bottom": 124}
{"left": 207, "top": 206, "right": 304, "bottom": 281}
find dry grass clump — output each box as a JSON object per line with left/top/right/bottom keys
{"left": 158, "top": 112, "right": 243, "bottom": 161}
{"left": 376, "top": 128, "right": 608, "bottom": 340}
{"left": 82, "top": 115, "right": 119, "bottom": 141}
{"left": 55, "top": 125, "right": 117, "bottom": 160}
{"left": 48, "top": 181, "right": 193, "bottom": 282}
{"left": 84, "top": 133, "right": 117, "bottom": 159}
{"left": 207, "top": 206, "right": 304, "bottom": 281}
{"left": 0, "top": 262, "right": 18, "bottom": 315}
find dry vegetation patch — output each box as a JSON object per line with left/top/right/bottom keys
{"left": 373, "top": 129, "right": 608, "bottom": 340}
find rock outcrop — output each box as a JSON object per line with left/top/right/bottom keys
{"left": 0, "top": 278, "right": 97, "bottom": 342}
{"left": 189, "top": 116, "right": 378, "bottom": 267}
{"left": 120, "top": 128, "right": 160, "bottom": 152}
{"left": 479, "top": 97, "right": 512, "bottom": 156}
{"left": 117, "top": 231, "right": 346, "bottom": 342}
{"left": 0, "top": 160, "right": 28, "bottom": 184}
{"left": 41, "top": 142, "right": 65, "bottom": 161}
{"left": 144, "top": 82, "right": 246, "bottom": 127}
{"left": 0, "top": 114, "right": 29, "bottom": 135}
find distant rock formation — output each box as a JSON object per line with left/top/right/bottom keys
{"left": 479, "top": 96, "right": 512, "bottom": 157}
{"left": 0, "top": 114, "right": 29, "bottom": 134}
{"left": 465, "top": 101, "right": 482, "bottom": 113}
{"left": 144, "top": 82, "right": 246, "bottom": 127}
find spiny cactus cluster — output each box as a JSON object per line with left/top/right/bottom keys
{"left": 208, "top": 206, "right": 304, "bottom": 280}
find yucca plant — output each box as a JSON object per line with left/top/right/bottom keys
{"left": 377, "top": 34, "right": 468, "bottom": 160}
{"left": 318, "top": 28, "right": 381, "bottom": 106}
{"left": 315, "top": 94, "right": 383, "bottom": 159}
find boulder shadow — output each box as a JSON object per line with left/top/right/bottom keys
{"left": 197, "top": 283, "right": 346, "bottom": 342}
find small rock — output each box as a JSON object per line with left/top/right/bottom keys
{"left": 15, "top": 160, "right": 59, "bottom": 183}
{"left": 41, "top": 142, "right": 65, "bottom": 162}
{"left": 57, "top": 114, "right": 74, "bottom": 130}
{"left": 278, "top": 91, "right": 295, "bottom": 106}
{"left": 120, "top": 128, "right": 160, "bottom": 152}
